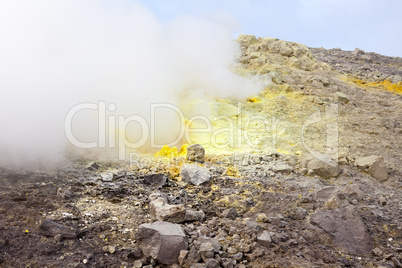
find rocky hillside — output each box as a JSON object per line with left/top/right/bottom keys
{"left": 0, "top": 35, "right": 401, "bottom": 268}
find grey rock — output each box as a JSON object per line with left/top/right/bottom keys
{"left": 372, "top": 247, "right": 383, "bottom": 257}
{"left": 86, "top": 161, "right": 100, "bottom": 170}
{"left": 221, "top": 208, "right": 238, "bottom": 220}
{"left": 310, "top": 205, "right": 372, "bottom": 255}
{"left": 191, "top": 264, "right": 206, "bottom": 268}
{"left": 257, "top": 231, "right": 271, "bottom": 248}
{"left": 178, "top": 250, "right": 189, "bottom": 266}
{"left": 181, "top": 164, "right": 211, "bottom": 186}
{"left": 199, "top": 242, "right": 215, "bottom": 261}
{"left": 149, "top": 197, "right": 186, "bottom": 223}
{"left": 306, "top": 157, "right": 341, "bottom": 179}
{"left": 137, "top": 221, "right": 188, "bottom": 265}
{"left": 227, "top": 247, "right": 238, "bottom": 254}
{"left": 186, "top": 246, "right": 201, "bottom": 265}
{"left": 39, "top": 219, "right": 77, "bottom": 239}
{"left": 133, "top": 260, "right": 142, "bottom": 268}
{"left": 197, "top": 237, "right": 221, "bottom": 252}
{"left": 221, "top": 258, "right": 235, "bottom": 268}
{"left": 231, "top": 252, "right": 243, "bottom": 261}
{"left": 143, "top": 174, "right": 167, "bottom": 187}
{"left": 187, "top": 144, "right": 205, "bottom": 163}
{"left": 101, "top": 172, "right": 114, "bottom": 182}
{"left": 185, "top": 209, "right": 206, "bottom": 222}
{"left": 205, "top": 258, "right": 220, "bottom": 268}
{"left": 355, "top": 155, "right": 388, "bottom": 181}
{"left": 271, "top": 161, "right": 293, "bottom": 174}
{"left": 107, "top": 245, "right": 116, "bottom": 254}
{"left": 316, "top": 186, "right": 338, "bottom": 201}
{"left": 335, "top": 92, "right": 350, "bottom": 104}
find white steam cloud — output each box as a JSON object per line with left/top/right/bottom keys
{"left": 0, "top": 0, "right": 263, "bottom": 167}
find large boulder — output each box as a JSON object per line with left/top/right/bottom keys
{"left": 186, "top": 144, "right": 205, "bottom": 163}
{"left": 355, "top": 155, "right": 388, "bottom": 181}
{"left": 180, "top": 164, "right": 211, "bottom": 186}
{"left": 310, "top": 205, "right": 372, "bottom": 255}
{"left": 137, "top": 221, "right": 188, "bottom": 265}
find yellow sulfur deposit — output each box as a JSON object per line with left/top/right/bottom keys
{"left": 247, "top": 96, "right": 262, "bottom": 103}
{"left": 349, "top": 78, "right": 402, "bottom": 94}
{"left": 154, "top": 144, "right": 189, "bottom": 158}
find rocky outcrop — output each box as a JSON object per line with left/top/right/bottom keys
{"left": 237, "top": 34, "right": 330, "bottom": 72}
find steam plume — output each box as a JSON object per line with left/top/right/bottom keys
{"left": 0, "top": 0, "right": 263, "bottom": 167}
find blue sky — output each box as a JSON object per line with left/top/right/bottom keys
{"left": 135, "top": 0, "right": 402, "bottom": 57}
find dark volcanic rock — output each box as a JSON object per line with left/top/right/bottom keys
{"left": 310, "top": 205, "right": 373, "bottom": 255}
{"left": 39, "top": 219, "right": 77, "bottom": 239}
{"left": 143, "top": 174, "right": 168, "bottom": 187}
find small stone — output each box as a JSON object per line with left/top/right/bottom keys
{"left": 133, "top": 259, "right": 143, "bottom": 268}
{"left": 187, "top": 144, "right": 205, "bottom": 163}
{"left": 379, "top": 196, "right": 387, "bottom": 206}
{"left": 227, "top": 247, "right": 238, "bottom": 254}
{"left": 221, "top": 208, "right": 238, "bottom": 220}
{"left": 307, "top": 169, "right": 316, "bottom": 176}
{"left": 185, "top": 209, "right": 206, "bottom": 222}
{"left": 178, "top": 250, "right": 189, "bottom": 266}
{"left": 335, "top": 92, "right": 350, "bottom": 104}
{"left": 205, "top": 258, "right": 220, "bottom": 268}
{"left": 107, "top": 245, "right": 116, "bottom": 254}
{"left": 186, "top": 246, "right": 201, "bottom": 265}
{"left": 228, "top": 226, "right": 237, "bottom": 235}
{"left": 101, "top": 172, "right": 114, "bottom": 182}
{"left": 86, "top": 161, "right": 100, "bottom": 170}
{"left": 231, "top": 252, "right": 243, "bottom": 261}
{"left": 143, "top": 174, "right": 168, "bottom": 187}
{"left": 221, "top": 258, "right": 235, "bottom": 268}
{"left": 256, "top": 213, "right": 268, "bottom": 223}
{"left": 197, "top": 237, "right": 222, "bottom": 252}
{"left": 271, "top": 162, "right": 293, "bottom": 174}
{"left": 245, "top": 220, "right": 258, "bottom": 230}
{"left": 324, "top": 196, "right": 340, "bottom": 210}
{"left": 257, "top": 231, "right": 271, "bottom": 248}
{"left": 199, "top": 242, "right": 215, "bottom": 261}
{"left": 372, "top": 247, "right": 383, "bottom": 257}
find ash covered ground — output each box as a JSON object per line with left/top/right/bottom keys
{"left": 0, "top": 36, "right": 401, "bottom": 268}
